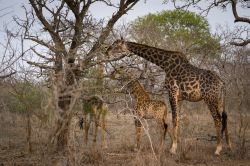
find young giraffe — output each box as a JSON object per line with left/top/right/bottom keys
{"left": 124, "top": 79, "right": 170, "bottom": 150}
{"left": 107, "top": 39, "right": 231, "bottom": 155}
{"left": 79, "top": 96, "right": 108, "bottom": 148}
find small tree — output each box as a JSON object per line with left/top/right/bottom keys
{"left": 6, "top": 78, "right": 46, "bottom": 153}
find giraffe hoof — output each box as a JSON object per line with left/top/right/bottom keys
{"left": 228, "top": 143, "right": 232, "bottom": 151}
{"left": 102, "top": 145, "right": 108, "bottom": 149}
{"left": 133, "top": 147, "right": 139, "bottom": 152}
{"left": 169, "top": 143, "right": 177, "bottom": 155}
{"left": 214, "top": 146, "right": 222, "bottom": 156}
{"left": 169, "top": 148, "right": 177, "bottom": 155}
{"left": 214, "top": 151, "right": 220, "bottom": 156}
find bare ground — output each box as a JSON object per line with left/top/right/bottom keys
{"left": 0, "top": 109, "right": 250, "bottom": 166}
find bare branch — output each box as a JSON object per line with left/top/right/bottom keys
{"left": 84, "top": 0, "right": 139, "bottom": 66}
{"left": 0, "top": 71, "right": 16, "bottom": 79}
{"left": 25, "top": 60, "right": 55, "bottom": 70}
{"left": 230, "top": 39, "right": 250, "bottom": 46}
{"left": 31, "top": 48, "right": 54, "bottom": 62}
{"left": 28, "top": 0, "right": 67, "bottom": 54}
{"left": 231, "top": 0, "right": 250, "bottom": 24}
{"left": 170, "top": 0, "right": 250, "bottom": 46}
{"left": 64, "top": 0, "right": 92, "bottom": 55}
{"left": 25, "top": 36, "right": 57, "bottom": 53}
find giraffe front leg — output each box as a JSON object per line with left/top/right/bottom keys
{"left": 101, "top": 114, "right": 108, "bottom": 149}
{"left": 93, "top": 122, "right": 98, "bottom": 144}
{"left": 83, "top": 114, "right": 90, "bottom": 145}
{"left": 134, "top": 118, "right": 142, "bottom": 151}
{"left": 169, "top": 94, "right": 179, "bottom": 155}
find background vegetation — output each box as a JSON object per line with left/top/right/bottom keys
{"left": 0, "top": 0, "right": 249, "bottom": 165}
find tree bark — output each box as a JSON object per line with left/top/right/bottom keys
{"left": 56, "top": 94, "right": 71, "bottom": 150}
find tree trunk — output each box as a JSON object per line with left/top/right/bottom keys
{"left": 55, "top": 119, "right": 71, "bottom": 151}
{"left": 56, "top": 94, "right": 72, "bottom": 151}
{"left": 26, "top": 113, "right": 32, "bottom": 153}
{"left": 52, "top": 55, "right": 77, "bottom": 151}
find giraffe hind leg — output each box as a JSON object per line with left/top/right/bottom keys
{"left": 101, "top": 108, "right": 108, "bottom": 149}
{"left": 221, "top": 111, "right": 232, "bottom": 150}
{"left": 157, "top": 120, "right": 167, "bottom": 146}
{"left": 221, "top": 87, "right": 232, "bottom": 150}
{"left": 169, "top": 94, "right": 179, "bottom": 155}
{"left": 134, "top": 118, "right": 142, "bottom": 150}
{"left": 206, "top": 100, "right": 223, "bottom": 155}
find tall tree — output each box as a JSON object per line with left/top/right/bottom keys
{"left": 14, "top": 0, "right": 139, "bottom": 151}
{"left": 130, "top": 9, "right": 221, "bottom": 63}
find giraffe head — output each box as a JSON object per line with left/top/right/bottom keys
{"left": 106, "top": 38, "right": 129, "bottom": 57}
{"left": 110, "top": 65, "right": 143, "bottom": 93}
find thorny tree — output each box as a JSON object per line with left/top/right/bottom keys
{"left": 14, "top": 0, "right": 139, "bottom": 151}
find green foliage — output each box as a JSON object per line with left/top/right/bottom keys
{"left": 1, "top": 81, "right": 46, "bottom": 114}
{"left": 130, "top": 9, "right": 221, "bottom": 59}
{"left": 81, "top": 66, "right": 105, "bottom": 94}
{"left": 82, "top": 102, "right": 94, "bottom": 114}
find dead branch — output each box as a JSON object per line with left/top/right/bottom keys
{"left": 0, "top": 71, "right": 16, "bottom": 79}
{"left": 231, "top": 0, "right": 250, "bottom": 24}
{"left": 230, "top": 39, "right": 250, "bottom": 46}
{"left": 83, "top": 0, "right": 139, "bottom": 66}
{"left": 170, "top": 0, "right": 250, "bottom": 46}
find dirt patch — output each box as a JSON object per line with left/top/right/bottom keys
{"left": 0, "top": 110, "right": 250, "bottom": 166}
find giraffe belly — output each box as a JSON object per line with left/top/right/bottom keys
{"left": 181, "top": 90, "right": 202, "bottom": 102}
{"left": 140, "top": 105, "right": 164, "bottom": 119}
{"left": 142, "top": 106, "right": 155, "bottom": 119}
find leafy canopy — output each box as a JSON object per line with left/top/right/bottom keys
{"left": 130, "top": 9, "right": 220, "bottom": 59}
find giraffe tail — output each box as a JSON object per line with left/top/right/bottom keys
{"left": 79, "top": 117, "right": 84, "bottom": 130}
{"left": 163, "top": 123, "right": 168, "bottom": 139}
{"left": 221, "top": 85, "right": 227, "bottom": 136}
{"left": 221, "top": 85, "right": 231, "bottom": 148}
{"left": 221, "top": 111, "right": 227, "bottom": 136}
{"left": 163, "top": 109, "right": 168, "bottom": 139}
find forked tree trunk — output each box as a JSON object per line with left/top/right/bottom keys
{"left": 53, "top": 61, "right": 76, "bottom": 151}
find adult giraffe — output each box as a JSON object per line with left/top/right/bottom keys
{"left": 106, "top": 39, "right": 231, "bottom": 155}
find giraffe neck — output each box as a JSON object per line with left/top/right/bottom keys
{"left": 126, "top": 41, "right": 188, "bottom": 69}
{"left": 130, "top": 81, "right": 150, "bottom": 103}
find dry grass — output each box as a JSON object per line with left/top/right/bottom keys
{"left": 0, "top": 108, "right": 250, "bottom": 166}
